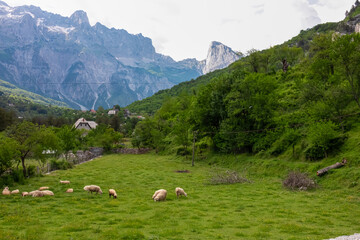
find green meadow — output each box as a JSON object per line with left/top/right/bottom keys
{"left": 1, "top": 154, "right": 359, "bottom": 240}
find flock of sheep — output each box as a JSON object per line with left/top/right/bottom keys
{"left": 2, "top": 180, "right": 187, "bottom": 201}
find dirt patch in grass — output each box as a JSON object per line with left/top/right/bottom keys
{"left": 175, "top": 170, "right": 190, "bottom": 173}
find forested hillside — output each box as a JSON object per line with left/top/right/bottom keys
{"left": 130, "top": 4, "right": 360, "bottom": 161}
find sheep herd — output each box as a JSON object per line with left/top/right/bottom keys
{"left": 2, "top": 181, "right": 187, "bottom": 202}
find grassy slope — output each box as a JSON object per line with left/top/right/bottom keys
{"left": 1, "top": 154, "right": 360, "bottom": 240}
{"left": 126, "top": 68, "right": 230, "bottom": 114}
{"left": 0, "top": 79, "right": 69, "bottom": 108}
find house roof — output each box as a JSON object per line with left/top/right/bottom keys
{"left": 74, "top": 118, "right": 98, "bottom": 129}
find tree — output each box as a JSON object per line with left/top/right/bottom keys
{"left": 172, "top": 115, "right": 192, "bottom": 157}
{"left": 110, "top": 115, "right": 121, "bottom": 132}
{"left": 6, "top": 121, "right": 59, "bottom": 177}
{"left": 0, "top": 108, "right": 16, "bottom": 131}
{"left": 333, "top": 33, "right": 360, "bottom": 109}
{"left": 85, "top": 124, "right": 122, "bottom": 151}
{"left": 0, "top": 136, "right": 19, "bottom": 176}
{"left": 246, "top": 49, "right": 261, "bottom": 73}
{"left": 57, "top": 125, "right": 80, "bottom": 160}
{"left": 306, "top": 121, "right": 341, "bottom": 159}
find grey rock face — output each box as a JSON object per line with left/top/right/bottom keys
{"left": 202, "top": 41, "right": 241, "bottom": 74}
{"left": 0, "top": 2, "right": 240, "bottom": 109}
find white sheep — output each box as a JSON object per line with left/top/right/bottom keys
{"left": 152, "top": 189, "right": 167, "bottom": 201}
{"left": 31, "top": 190, "right": 45, "bottom": 197}
{"left": 2, "top": 187, "right": 10, "bottom": 195}
{"left": 28, "top": 190, "right": 36, "bottom": 196}
{"left": 39, "top": 187, "right": 49, "bottom": 190}
{"left": 175, "top": 187, "right": 187, "bottom": 198}
{"left": 41, "top": 190, "right": 54, "bottom": 196}
{"left": 11, "top": 189, "right": 20, "bottom": 194}
{"left": 22, "top": 192, "right": 29, "bottom": 197}
{"left": 109, "top": 189, "right": 117, "bottom": 199}
{"left": 65, "top": 188, "right": 73, "bottom": 193}
{"left": 60, "top": 180, "right": 70, "bottom": 184}
{"left": 83, "top": 185, "right": 103, "bottom": 194}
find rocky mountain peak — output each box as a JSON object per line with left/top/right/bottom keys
{"left": 70, "top": 10, "right": 90, "bottom": 26}
{"left": 202, "top": 41, "right": 240, "bottom": 74}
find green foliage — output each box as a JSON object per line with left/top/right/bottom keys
{"left": 49, "top": 158, "right": 73, "bottom": 171}
{"left": 56, "top": 125, "right": 81, "bottom": 159}
{"left": 128, "top": 31, "right": 360, "bottom": 161}
{"left": 0, "top": 79, "right": 69, "bottom": 108}
{"left": 6, "top": 121, "right": 60, "bottom": 177}
{"left": 86, "top": 124, "right": 123, "bottom": 151}
{"left": 305, "top": 121, "right": 343, "bottom": 160}
{"left": 270, "top": 128, "right": 301, "bottom": 156}
{"left": 0, "top": 136, "right": 19, "bottom": 175}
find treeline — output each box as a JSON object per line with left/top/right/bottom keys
{"left": 0, "top": 121, "right": 125, "bottom": 186}
{"left": 132, "top": 32, "right": 360, "bottom": 160}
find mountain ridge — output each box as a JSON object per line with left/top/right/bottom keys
{"left": 0, "top": 1, "right": 240, "bottom": 110}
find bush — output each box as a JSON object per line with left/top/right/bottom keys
{"left": 27, "top": 165, "right": 37, "bottom": 177}
{"left": 0, "top": 174, "right": 14, "bottom": 187}
{"left": 176, "top": 147, "right": 191, "bottom": 156}
{"left": 50, "top": 159, "right": 73, "bottom": 171}
{"left": 209, "top": 170, "right": 250, "bottom": 185}
{"left": 305, "top": 121, "right": 343, "bottom": 160}
{"left": 11, "top": 169, "right": 25, "bottom": 184}
{"left": 283, "top": 171, "right": 316, "bottom": 190}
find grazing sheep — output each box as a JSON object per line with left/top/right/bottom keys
{"left": 2, "top": 187, "right": 10, "bottom": 195}
{"left": 109, "top": 189, "right": 117, "bottom": 199}
{"left": 31, "top": 190, "right": 45, "bottom": 197}
{"left": 39, "top": 187, "right": 49, "bottom": 190}
{"left": 65, "top": 188, "right": 73, "bottom": 193}
{"left": 83, "top": 185, "right": 103, "bottom": 194}
{"left": 60, "top": 180, "right": 70, "bottom": 184}
{"left": 152, "top": 189, "right": 167, "bottom": 201}
{"left": 28, "top": 191, "right": 36, "bottom": 196}
{"left": 11, "top": 189, "right": 20, "bottom": 194}
{"left": 22, "top": 192, "right": 29, "bottom": 197}
{"left": 175, "top": 187, "right": 187, "bottom": 198}
{"left": 41, "top": 190, "right": 54, "bottom": 196}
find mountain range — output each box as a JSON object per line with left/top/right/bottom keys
{"left": 0, "top": 1, "right": 240, "bottom": 109}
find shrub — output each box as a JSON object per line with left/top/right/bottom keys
{"left": 50, "top": 159, "right": 73, "bottom": 171}
{"left": 176, "top": 147, "right": 191, "bottom": 156}
{"left": 27, "top": 165, "right": 37, "bottom": 177}
{"left": 209, "top": 170, "right": 250, "bottom": 185}
{"left": 283, "top": 171, "right": 316, "bottom": 190}
{"left": 305, "top": 121, "right": 343, "bottom": 160}
{"left": 11, "top": 169, "right": 25, "bottom": 184}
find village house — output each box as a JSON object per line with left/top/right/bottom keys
{"left": 74, "top": 118, "right": 98, "bottom": 130}
{"left": 108, "top": 109, "right": 119, "bottom": 115}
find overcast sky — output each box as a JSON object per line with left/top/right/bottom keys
{"left": 9, "top": 0, "right": 355, "bottom": 61}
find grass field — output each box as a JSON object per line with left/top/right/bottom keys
{"left": 1, "top": 154, "right": 360, "bottom": 240}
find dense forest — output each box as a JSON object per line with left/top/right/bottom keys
{"left": 130, "top": 4, "right": 360, "bottom": 161}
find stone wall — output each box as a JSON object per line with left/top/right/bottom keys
{"left": 75, "top": 147, "right": 104, "bottom": 164}
{"left": 112, "top": 148, "right": 151, "bottom": 154}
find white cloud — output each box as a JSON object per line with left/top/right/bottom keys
{"left": 294, "top": 0, "right": 321, "bottom": 29}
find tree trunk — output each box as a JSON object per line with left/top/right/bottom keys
{"left": 317, "top": 158, "right": 347, "bottom": 176}
{"left": 21, "top": 157, "right": 27, "bottom": 177}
